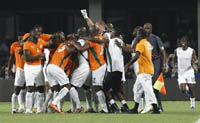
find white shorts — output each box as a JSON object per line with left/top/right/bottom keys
{"left": 92, "top": 64, "right": 106, "bottom": 86}
{"left": 178, "top": 70, "right": 196, "bottom": 85}
{"left": 43, "top": 66, "right": 48, "bottom": 82}
{"left": 14, "top": 67, "right": 26, "bottom": 87}
{"left": 133, "top": 73, "right": 157, "bottom": 105}
{"left": 84, "top": 71, "right": 92, "bottom": 86}
{"left": 132, "top": 61, "right": 139, "bottom": 76}
{"left": 24, "top": 64, "right": 44, "bottom": 87}
{"left": 70, "top": 64, "right": 90, "bottom": 87}
{"left": 47, "top": 64, "right": 69, "bottom": 87}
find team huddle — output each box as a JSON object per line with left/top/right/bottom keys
{"left": 8, "top": 9, "right": 198, "bottom": 114}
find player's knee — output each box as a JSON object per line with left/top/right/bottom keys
{"left": 37, "top": 86, "right": 45, "bottom": 93}
{"left": 51, "top": 84, "right": 60, "bottom": 92}
{"left": 14, "top": 86, "right": 22, "bottom": 95}
{"left": 93, "top": 86, "right": 102, "bottom": 92}
{"left": 27, "top": 86, "right": 35, "bottom": 93}
{"left": 83, "top": 84, "right": 90, "bottom": 90}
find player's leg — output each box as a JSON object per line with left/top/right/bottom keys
{"left": 92, "top": 64, "right": 108, "bottom": 113}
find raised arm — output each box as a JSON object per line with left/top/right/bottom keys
{"left": 81, "top": 9, "right": 94, "bottom": 27}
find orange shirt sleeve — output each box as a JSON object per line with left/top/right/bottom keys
{"left": 39, "top": 34, "right": 51, "bottom": 41}
{"left": 23, "top": 33, "right": 30, "bottom": 41}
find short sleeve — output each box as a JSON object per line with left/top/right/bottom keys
{"left": 136, "top": 42, "right": 144, "bottom": 54}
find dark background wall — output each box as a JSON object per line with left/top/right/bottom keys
{"left": 0, "top": 78, "right": 199, "bottom": 102}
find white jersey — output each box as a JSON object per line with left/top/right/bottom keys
{"left": 77, "top": 39, "right": 89, "bottom": 66}
{"left": 176, "top": 47, "right": 194, "bottom": 75}
{"left": 106, "top": 37, "right": 124, "bottom": 72}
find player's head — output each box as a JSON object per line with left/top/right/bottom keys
{"left": 33, "top": 24, "right": 43, "bottom": 35}
{"left": 95, "top": 20, "right": 106, "bottom": 33}
{"left": 144, "top": 23, "right": 152, "bottom": 36}
{"left": 180, "top": 35, "right": 189, "bottom": 48}
{"left": 111, "top": 27, "right": 122, "bottom": 39}
{"left": 89, "top": 25, "right": 100, "bottom": 36}
{"left": 30, "top": 28, "right": 40, "bottom": 39}
{"left": 106, "top": 23, "right": 114, "bottom": 31}
{"left": 77, "top": 27, "right": 88, "bottom": 37}
{"left": 133, "top": 26, "right": 143, "bottom": 37}
{"left": 137, "top": 28, "right": 148, "bottom": 40}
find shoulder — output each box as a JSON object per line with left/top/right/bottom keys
{"left": 11, "top": 42, "right": 19, "bottom": 47}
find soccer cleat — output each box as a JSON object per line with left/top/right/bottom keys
{"left": 75, "top": 106, "right": 84, "bottom": 113}
{"left": 151, "top": 110, "right": 160, "bottom": 114}
{"left": 25, "top": 110, "right": 33, "bottom": 114}
{"left": 129, "top": 108, "right": 138, "bottom": 114}
{"left": 140, "top": 105, "right": 153, "bottom": 114}
{"left": 49, "top": 103, "right": 60, "bottom": 113}
{"left": 85, "top": 108, "right": 97, "bottom": 113}
{"left": 18, "top": 108, "right": 24, "bottom": 113}
{"left": 110, "top": 103, "right": 120, "bottom": 113}
{"left": 99, "top": 110, "right": 108, "bottom": 113}
{"left": 11, "top": 109, "right": 17, "bottom": 114}
{"left": 121, "top": 104, "right": 130, "bottom": 113}
{"left": 190, "top": 106, "right": 195, "bottom": 109}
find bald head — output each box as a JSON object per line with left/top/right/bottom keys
{"left": 144, "top": 23, "right": 152, "bottom": 36}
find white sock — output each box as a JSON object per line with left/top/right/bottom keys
{"left": 37, "top": 92, "right": 44, "bottom": 113}
{"left": 52, "top": 87, "right": 69, "bottom": 105}
{"left": 53, "top": 91, "right": 59, "bottom": 100}
{"left": 96, "top": 90, "right": 108, "bottom": 112}
{"left": 57, "top": 98, "right": 65, "bottom": 111}
{"left": 25, "top": 92, "right": 33, "bottom": 112}
{"left": 190, "top": 98, "right": 195, "bottom": 107}
{"left": 138, "top": 98, "right": 144, "bottom": 109}
{"left": 18, "top": 89, "right": 26, "bottom": 110}
{"left": 11, "top": 93, "right": 17, "bottom": 111}
{"left": 33, "top": 92, "right": 37, "bottom": 108}
{"left": 84, "top": 89, "right": 92, "bottom": 110}
{"left": 93, "top": 92, "right": 99, "bottom": 112}
{"left": 69, "top": 96, "right": 76, "bottom": 112}
{"left": 44, "top": 89, "right": 53, "bottom": 108}
{"left": 109, "top": 99, "right": 115, "bottom": 105}
{"left": 70, "top": 87, "right": 81, "bottom": 109}
{"left": 121, "top": 100, "right": 127, "bottom": 105}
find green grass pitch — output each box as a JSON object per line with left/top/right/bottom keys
{"left": 0, "top": 101, "right": 199, "bottom": 123}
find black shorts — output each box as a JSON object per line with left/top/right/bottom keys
{"left": 103, "top": 71, "right": 122, "bottom": 92}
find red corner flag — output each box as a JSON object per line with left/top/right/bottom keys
{"left": 153, "top": 73, "right": 166, "bottom": 95}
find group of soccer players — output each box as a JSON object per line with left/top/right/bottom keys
{"left": 7, "top": 9, "right": 198, "bottom": 114}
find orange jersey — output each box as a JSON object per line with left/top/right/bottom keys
{"left": 88, "top": 35, "right": 106, "bottom": 71}
{"left": 10, "top": 42, "right": 25, "bottom": 69}
{"left": 136, "top": 38, "right": 154, "bottom": 75}
{"left": 39, "top": 34, "right": 51, "bottom": 42}
{"left": 50, "top": 43, "right": 71, "bottom": 70}
{"left": 37, "top": 34, "right": 52, "bottom": 52}
{"left": 23, "top": 41, "right": 42, "bottom": 65}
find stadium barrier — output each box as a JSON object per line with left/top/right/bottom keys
{"left": 0, "top": 78, "right": 199, "bottom": 101}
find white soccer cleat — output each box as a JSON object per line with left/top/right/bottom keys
{"left": 140, "top": 105, "right": 153, "bottom": 114}
{"left": 18, "top": 108, "right": 24, "bottom": 113}
{"left": 25, "top": 110, "right": 33, "bottom": 114}
{"left": 80, "top": 9, "right": 88, "bottom": 19}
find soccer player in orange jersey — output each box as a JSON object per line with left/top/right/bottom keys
{"left": 47, "top": 32, "right": 79, "bottom": 114}
{"left": 8, "top": 34, "right": 26, "bottom": 113}
{"left": 23, "top": 28, "right": 45, "bottom": 114}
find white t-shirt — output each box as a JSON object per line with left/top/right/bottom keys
{"left": 77, "top": 39, "right": 89, "bottom": 66}
{"left": 177, "top": 47, "right": 194, "bottom": 75}
{"left": 106, "top": 37, "right": 124, "bottom": 72}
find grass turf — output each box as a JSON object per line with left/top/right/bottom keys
{"left": 0, "top": 101, "right": 199, "bottom": 123}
